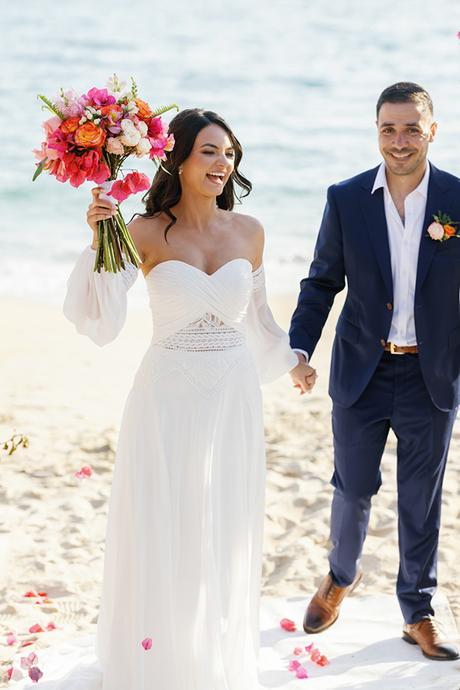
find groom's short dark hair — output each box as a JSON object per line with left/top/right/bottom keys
{"left": 376, "top": 82, "right": 433, "bottom": 118}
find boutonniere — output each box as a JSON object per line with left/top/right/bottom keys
{"left": 427, "top": 212, "right": 460, "bottom": 241}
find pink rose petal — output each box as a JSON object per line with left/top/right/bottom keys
{"left": 288, "top": 659, "right": 301, "bottom": 671}
{"left": 6, "top": 632, "right": 17, "bottom": 645}
{"left": 292, "top": 646, "right": 303, "bottom": 656}
{"left": 29, "top": 624, "right": 44, "bottom": 633}
{"left": 296, "top": 666, "right": 309, "bottom": 679}
{"left": 305, "top": 643, "right": 314, "bottom": 653}
{"left": 141, "top": 637, "right": 152, "bottom": 650}
{"left": 21, "top": 652, "right": 38, "bottom": 669}
{"left": 29, "top": 666, "right": 43, "bottom": 683}
{"left": 280, "top": 618, "right": 297, "bottom": 632}
{"left": 317, "top": 654, "right": 330, "bottom": 667}
{"left": 75, "top": 465, "right": 93, "bottom": 479}
{"left": 46, "top": 621, "right": 56, "bottom": 631}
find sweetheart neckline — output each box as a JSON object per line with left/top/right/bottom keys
{"left": 144, "top": 257, "right": 257, "bottom": 281}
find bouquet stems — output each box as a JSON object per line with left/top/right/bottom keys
{"left": 93, "top": 177, "right": 142, "bottom": 273}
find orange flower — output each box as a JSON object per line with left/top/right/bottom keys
{"left": 74, "top": 122, "right": 106, "bottom": 148}
{"left": 444, "top": 224, "right": 456, "bottom": 237}
{"left": 135, "top": 98, "right": 153, "bottom": 120}
{"left": 61, "top": 117, "right": 81, "bottom": 134}
{"left": 100, "top": 104, "right": 123, "bottom": 123}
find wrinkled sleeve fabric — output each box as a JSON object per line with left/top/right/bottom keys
{"left": 246, "top": 265, "right": 299, "bottom": 384}
{"left": 63, "top": 246, "right": 138, "bottom": 346}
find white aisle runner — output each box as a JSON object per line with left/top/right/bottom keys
{"left": 9, "top": 594, "right": 460, "bottom": 690}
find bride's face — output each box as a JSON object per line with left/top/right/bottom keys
{"left": 180, "top": 124, "right": 235, "bottom": 198}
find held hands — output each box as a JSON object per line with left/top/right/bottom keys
{"left": 289, "top": 353, "right": 317, "bottom": 395}
{"left": 87, "top": 187, "right": 117, "bottom": 246}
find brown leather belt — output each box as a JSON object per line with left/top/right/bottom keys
{"left": 384, "top": 342, "right": 418, "bottom": 355}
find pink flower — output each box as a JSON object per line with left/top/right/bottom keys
{"left": 29, "top": 667, "right": 43, "bottom": 683}
{"left": 75, "top": 465, "right": 93, "bottom": 479}
{"left": 288, "top": 659, "right": 301, "bottom": 671}
{"left": 305, "top": 643, "right": 314, "bottom": 653}
{"left": 108, "top": 172, "right": 151, "bottom": 203}
{"left": 141, "top": 637, "right": 152, "bottom": 650}
{"left": 296, "top": 666, "right": 309, "bottom": 679}
{"left": 292, "top": 646, "right": 303, "bottom": 656}
{"left": 280, "top": 618, "right": 297, "bottom": 632}
{"left": 84, "top": 87, "right": 116, "bottom": 108}
{"left": 46, "top": 621, "right": 56, "bottom": 631}
{"left": 427, "top": 222, "right": 445, "bottom": 241}
{"left": 6, "top": 632, "right": 17, "bottom": 645}
{"left": 106, "top": 136, "right": 125, "bottom": 155}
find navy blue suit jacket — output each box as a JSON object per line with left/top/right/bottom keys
{"left": 289, "top": 163, "right": 460, "bottom": 411}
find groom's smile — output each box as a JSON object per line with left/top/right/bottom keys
{"left": 377, "top": 101, "right": 437, "bottom": 178}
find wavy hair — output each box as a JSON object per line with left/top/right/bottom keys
{"left": 136, "top": 108, "right": 252, "bottom": 239}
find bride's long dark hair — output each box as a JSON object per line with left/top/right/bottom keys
{"left": 137, "top": 108, "right": 252, "bottom": 238}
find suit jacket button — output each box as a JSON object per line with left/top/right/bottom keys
{"left": 380, "top": 338, "right": 386, "bottom": 347}
{"left": 386, "top": 302, "right": 393, "bottom": 311}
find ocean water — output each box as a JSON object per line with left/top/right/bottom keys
{"left": 2, "top": 0, "right": 460, "bottom": 303}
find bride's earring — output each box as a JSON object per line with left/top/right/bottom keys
{"left": 178, "top": 166, "right": 183, "bottom": 175}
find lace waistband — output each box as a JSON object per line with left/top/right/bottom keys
{"left": 156, "top": 313, "right": 244, "bottom": 352}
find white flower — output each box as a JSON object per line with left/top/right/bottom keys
{"left": 120, "top": 130, "right": 141, "bottom": 147}
{"left": 427, "top": 222, "right": 445, "bottom": 241}
{"left": 136, "top": 120, "right": 148, "bottom": 137}
{"left": 106, "top": 137, "right": 126, "bottom": 155}
{"left": 120, "top": 118, "right": 137, "bottom": 134}
{"left": 135, "top": 138, "right": 152, "bottom": 157}
{"left": 106, "top": 74, "right": 131, "bottom": 99}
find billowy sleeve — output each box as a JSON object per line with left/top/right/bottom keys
{"left": 246, "top": 265, "right": 299, "bottom": 384}
{"left": 63, "top": 246, "right": 138, "bottom": 346}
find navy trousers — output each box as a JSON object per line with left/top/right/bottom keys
{"left": 329, "top": 351, "right": 457, "bottom": 624}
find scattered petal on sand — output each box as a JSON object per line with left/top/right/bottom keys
{"left": 29, "top": 666, "right": 44, "bottom": 683}
{"left": 292, "top": 646, "right": 303, "bottom": 656}
{"left": 280, "top": 618, "right": 296, "bottom": 632}
{"left": 296, "top": 666, "right": 309, "bottom": 679}
{"left": 46, "top": 621, "right": 57, "bottom": 631}
{"left": 6, "top": 632, "right": 17, "bottom": 645}
{"left": 75, "top": 465, "right": 93, "bottom": 479}
{"left": 28, "top": 624, "right": 44, "bottom": 634}
{"left": 141, "top": 637, "right": 152, "bottom": 650}
{"left": 288, "top": 659, "right": 301, "bottom": 671}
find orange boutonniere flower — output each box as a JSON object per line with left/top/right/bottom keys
{"left": 427, "top": 212, "right": 460, "bottom": 242}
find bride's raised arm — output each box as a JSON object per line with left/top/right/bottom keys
{"left": 63, "top": 188, "right": 141, "bottom": 346}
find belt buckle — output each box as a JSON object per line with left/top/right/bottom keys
{"left": 389, "top": 342, "right": 404, "bottom": 355}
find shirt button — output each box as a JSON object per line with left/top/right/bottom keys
{"left": 386, "top": 302, "right": 393, "bottom": 311}
{"left": 380, "top": 338, "right": 386, "bottom": 347}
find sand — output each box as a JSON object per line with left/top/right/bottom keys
{"left": 0, "top": 290, "right": 458, "bottom": 681}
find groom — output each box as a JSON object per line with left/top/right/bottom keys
{"left": 289, "top": 82, "right": 460, "bottom": 660}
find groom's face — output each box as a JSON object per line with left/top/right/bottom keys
{"left": 377, "top": 101, "right": 437, "bottom": 177}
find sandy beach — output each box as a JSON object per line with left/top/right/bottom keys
{"left": 0, "top": 289, "right": 459, "bottom": 679}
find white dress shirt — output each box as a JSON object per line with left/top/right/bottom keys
{"left": 294, "top": 161, "right": 430, "bottom": 362}
{"left": 372, "top": 161, "right": 430, "bottom": 346}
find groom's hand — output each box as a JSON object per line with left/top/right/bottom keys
{"left": 289, "top": 354, "right": 317, "bottom": 395}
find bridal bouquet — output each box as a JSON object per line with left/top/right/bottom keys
{"left": 33, "top": 75, "right": 178, "bottom": 272}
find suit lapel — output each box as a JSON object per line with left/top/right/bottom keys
{"left": 360, "top": 177, "right": 393, "bottom": 298}
{"left": 415, "top": 164, "right": 450, "bottom": 294}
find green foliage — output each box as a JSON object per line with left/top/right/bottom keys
{"left": 37, "top": 94, "right": 65, "bottom": 119}
{"left": 150, "top": 103, "right": 179, "bottom": 118}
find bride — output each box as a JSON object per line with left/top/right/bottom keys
{"left": 37, "top": 109, "right": 316, "bottom": 690}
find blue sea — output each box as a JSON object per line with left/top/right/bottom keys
{"left": 2, "top": 0, "right": 460, "bottom": 301}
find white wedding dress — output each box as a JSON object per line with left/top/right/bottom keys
{"left": 13, "top": 247, "right": 298, "bottom": 690}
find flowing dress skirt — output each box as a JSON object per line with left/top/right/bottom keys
{"left": 96, "top": 342, "right": 266, "bottom": 690}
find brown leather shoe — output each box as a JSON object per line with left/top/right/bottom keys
{"left": 403, "top": 616, "right": 459, "bottom": 660}
{"left": 303, "top": 569, "right": 363, "bottom": 634}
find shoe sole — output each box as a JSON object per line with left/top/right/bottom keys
{"left": 303, "top": 571, "right": 363, "bottom": 635}
{"left": 402, "top": 632, "right": 460, "bottom": 660}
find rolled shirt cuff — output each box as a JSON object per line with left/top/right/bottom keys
{"left": 292, "top": 348, "right": 309, "bottom": 363}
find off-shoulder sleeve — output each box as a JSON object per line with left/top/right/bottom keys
{"left": 245, "top": 265, "right": 299, "bottom": 384}
{"left": 63, "top": 246, "right": 138, "bottom": 346}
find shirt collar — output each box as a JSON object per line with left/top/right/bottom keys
{"left": 371, "top": 161, "right": 430, "bottom": 199}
